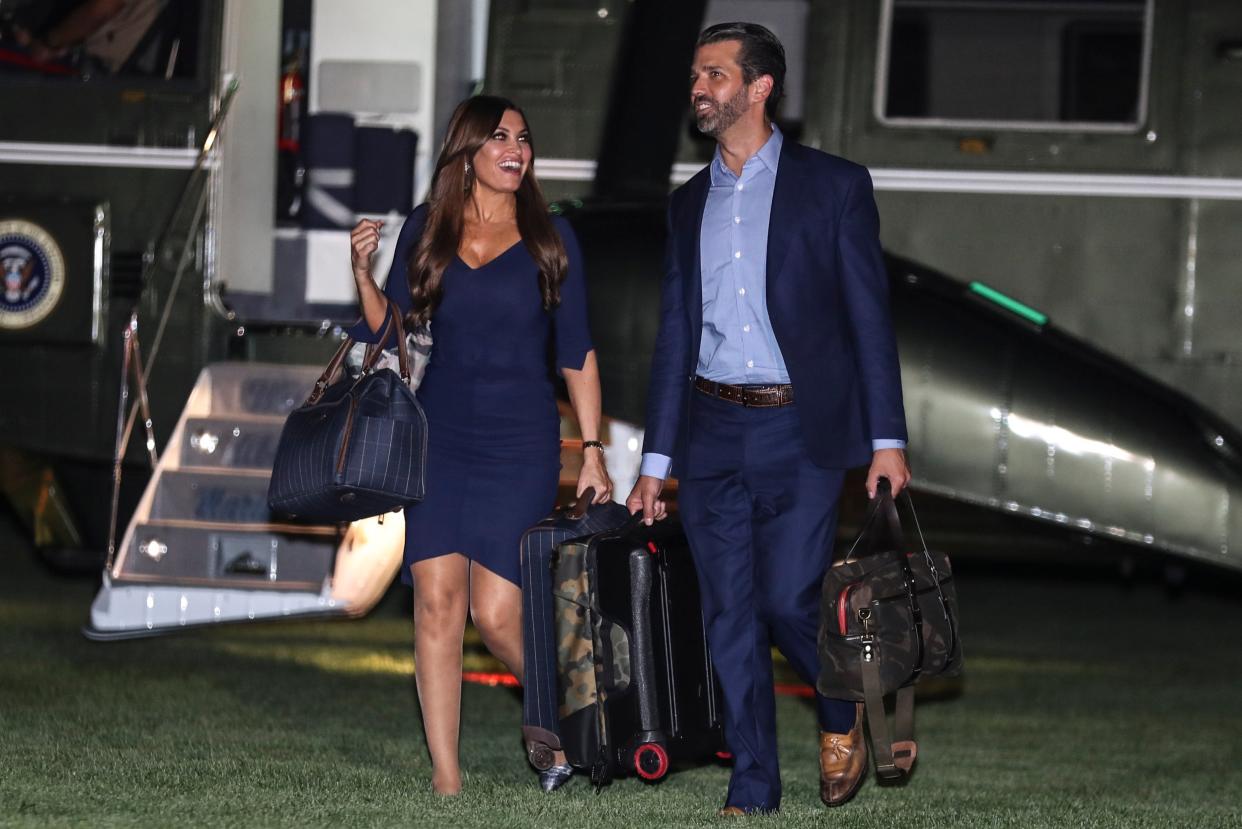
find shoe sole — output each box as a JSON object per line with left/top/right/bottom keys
{"left": 820, "top": 764, "right": 867, "bottom": 808}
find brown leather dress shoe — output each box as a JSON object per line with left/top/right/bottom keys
{"left": 819, "top": 702, "right": 868, "bottom": 807}
{"left": 717, "top": 806, "right": 748, "bottom": 817}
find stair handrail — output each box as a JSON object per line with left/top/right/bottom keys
{"left": 104, "top": 78, "right": 240, "bottom": 575}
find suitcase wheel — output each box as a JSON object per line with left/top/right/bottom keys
{"left": 527, "top": 742, "right": 555, "bottom": 771}
{"left": 633, "top": 742, "right": 670, "bottom": 782}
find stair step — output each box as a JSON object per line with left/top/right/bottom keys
{"left": 116, "top": 521, "right": 338, "bottom": 589}
{"left": 151, "top": 468, "right": 282, "bottom": 524}
{"left": 134, "top": 517, "right": 337, "bottom": 536}
{"left": 201, "top": 362, "right": 322, "bottom": 418}
{"left": 180, "top": 417, "right": 286, "bottom": 471}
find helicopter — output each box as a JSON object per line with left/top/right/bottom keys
{"left": 0, "top": 0, "right": 1237, "bottom": 637}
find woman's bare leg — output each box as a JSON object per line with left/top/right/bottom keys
{"left": 467, "top": 560, "right": 524, "bottom": 678}
{"left": 410, "top": 554, "right": 470, "bottom": 795}
{"left": 468, "top": 561, "right": 569, "bottom": 768}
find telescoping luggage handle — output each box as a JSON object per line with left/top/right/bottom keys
{"left": 306, "top": 298, "right": 413, "bottom": 406}
{"left": 838, "top": 479, "right": 954, "bottom": 782}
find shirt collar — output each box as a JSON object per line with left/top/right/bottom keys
{"left": 710, "top": 123, "right": 784, "bottom": 185}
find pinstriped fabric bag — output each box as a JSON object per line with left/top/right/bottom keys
{"left": 267, "top": 300, "right": 428, "bottom": 523}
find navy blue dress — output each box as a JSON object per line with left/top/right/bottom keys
{"left": 347, "top": 204, "right": 593, "bottom": 586}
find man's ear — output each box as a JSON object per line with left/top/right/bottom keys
{"left": 750, "top": 74, "right": 774, "bottom": 107}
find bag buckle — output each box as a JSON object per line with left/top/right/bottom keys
{"left": 858, "top": 607, "right": 875, "bottom": 662}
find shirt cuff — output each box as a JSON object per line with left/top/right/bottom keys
{"left": 872, "top": 439, "right": 907, "bottom": 452}
{"left": 639, "top": 453, "right": 672, "bottom": 480}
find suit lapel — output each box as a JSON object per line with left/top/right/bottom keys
{"left": 766, "top": 141, "right": 806, "bottom": 287}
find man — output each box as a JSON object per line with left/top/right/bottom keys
{"left": 12, "top": 0, "right": 168, "bottom": 75}
{"left": 626, "top": 21, "right": 910, "bottom": 816}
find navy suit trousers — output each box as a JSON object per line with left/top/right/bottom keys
{"left": 678, "top": 391, "right": 854, "bottom": 812}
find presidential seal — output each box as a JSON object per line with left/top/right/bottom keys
{"left": 0, "top": 219, "right": 66, "bottom": 330}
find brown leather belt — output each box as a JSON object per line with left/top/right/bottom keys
{"left": 694, "top": 376, "right": 794, "bottom": 408}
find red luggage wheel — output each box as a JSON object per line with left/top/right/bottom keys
{"left": 634, "top": 743, "right": 669, "bottom": 781}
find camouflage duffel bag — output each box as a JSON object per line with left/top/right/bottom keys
{"left": 817, "top": 479, "right": 963, "bottom": 782}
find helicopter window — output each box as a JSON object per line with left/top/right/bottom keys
{"left": 0, "top": 0, "right": 206, "bottom": 85}
{"left": 876, "top": 0, "right": 1152, "bottom": 131}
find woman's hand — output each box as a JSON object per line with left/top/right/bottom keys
{"left": 350, "top": 219, "right": 391, "bottom": 335}
{"left": 576, "top": 448, "right": 612, "bottom": 504}
{"left": 350, "top": 219, "right": 384, "bottom": 282}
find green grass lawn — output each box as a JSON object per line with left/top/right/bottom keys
{"left": 2, "top": 523, "right": 1241, "bottom": 828}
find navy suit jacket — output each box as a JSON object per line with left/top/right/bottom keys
{"left": 643, "top": 140, "right": 908, "bottom": 471}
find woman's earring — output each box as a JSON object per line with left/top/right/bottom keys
{"left": 463, "top": 160, "right": 473, "bottom": 193}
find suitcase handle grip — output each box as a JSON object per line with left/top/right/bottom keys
{"left": 567, "top": 487, "right": 597, "bottom": 519}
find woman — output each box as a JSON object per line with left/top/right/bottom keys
{"left": 348, "top": 95, "right": 612, "bottom": 796}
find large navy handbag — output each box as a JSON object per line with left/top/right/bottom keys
{"left": 267, "top": 301, "right": 427, "bottom": 522}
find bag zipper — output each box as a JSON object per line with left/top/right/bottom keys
{"left": 838, "top": 582, "right": 859, "bottom": 634}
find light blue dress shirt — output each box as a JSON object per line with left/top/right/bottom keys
{"left": 698, "top": 124, "right": 789, "bottom": 385}
{"left": 640, "top": 126, "right": 905, "bottom": 481}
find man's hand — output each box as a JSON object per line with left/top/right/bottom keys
{"left": 13, "top": 27, "right": 65, "bottom": 63}
{"left": 866, "top": 448, "right": 911, "bottom": 498}
{"left": 626, "top": 475, "right": 668, "bottom": 525}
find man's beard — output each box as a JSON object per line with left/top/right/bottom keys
{"left": 695, "top": 85, "right": 749, "bottom": 137}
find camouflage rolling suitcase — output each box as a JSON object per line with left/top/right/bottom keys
{"left": 519, "top": 489, "right": 631, "bottom": 767}
{"left": 550, "top": 517, "right": 727, "bottom": 785}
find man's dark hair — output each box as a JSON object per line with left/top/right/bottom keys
{"left": 696, "top": 21, "right": 786, "bottom": 121}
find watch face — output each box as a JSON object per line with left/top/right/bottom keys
{"left": 0, "top": 219, "right": 66, "bottom": 330}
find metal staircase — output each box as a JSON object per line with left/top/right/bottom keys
{"left": 86, "top": 362, "right": 402, "bottom": 639}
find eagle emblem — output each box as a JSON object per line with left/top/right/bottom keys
{"left": 2, "top": 246, "right": 39, "bottom": 304}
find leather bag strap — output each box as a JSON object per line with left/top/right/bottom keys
{"left": 861, "top": 658, "right": 918, "bottom": 781}
{"left": 840, "top": 478, "right": 904, "bottom": 564}
{"left": 305, "top": 299, "right": 412, "bottom": 405}
{"left": 906, "top": 497, "right": 960, "bottom": 664}
{"left": 360, "top": 298, "right": 412, "bottom": 382}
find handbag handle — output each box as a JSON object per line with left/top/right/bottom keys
{"left": 360, "top": 300, "right": 413, "bottom": 380}
{"left": 840, "top": 478, "right": 905, "bottom": 564}
{"left": 839, "top": 478, "right": 937, "bottom": 568}
{"left": 306, "top": 299, "right": 412, "bottom": 405}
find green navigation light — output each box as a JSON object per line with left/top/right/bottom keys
{"left": 968, "top": 282, "right": 1048, "bottom": 326}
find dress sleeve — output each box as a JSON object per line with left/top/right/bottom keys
{"left": 344, "top": 205, "right": 425, "bottom": 347}
{"left": 552, "top": 216, "right": 594, "bottom": 371}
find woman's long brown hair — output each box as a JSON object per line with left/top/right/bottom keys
{"left": 405, "top": 95, "right": 566, "bottom": 325}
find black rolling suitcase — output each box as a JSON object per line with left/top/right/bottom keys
{"left": 550, "top": 517, "right": 727, "bottom": 785}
